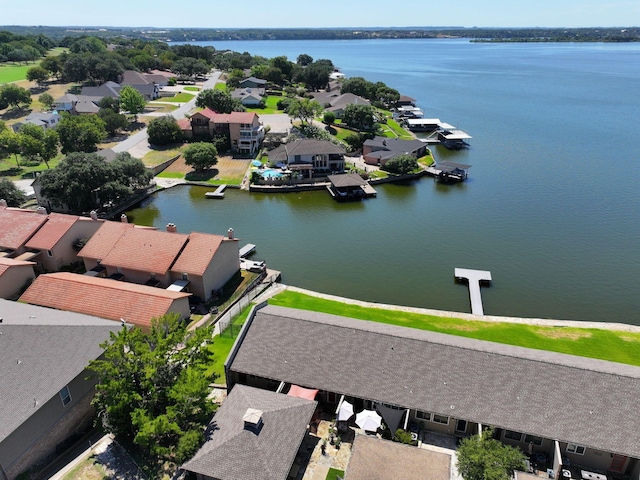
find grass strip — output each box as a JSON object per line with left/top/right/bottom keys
{"left": 269, "top": 291, "right": 640, "bottom": 366}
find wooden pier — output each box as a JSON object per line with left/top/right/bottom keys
{"left": 205, "top": 184, "right": 227, "bottom": 199}
{"left": 454, "top": 268, "right": 492, "bottom": 315}
{"left": 239, "top": 243, "right": 256, "bottom": 258}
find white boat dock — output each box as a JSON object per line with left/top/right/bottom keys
{"left": 239, "top": 244, "right": 256, "bottom": 258}
{"left": 454, "top": 268, "right": 492, "bottom": 315}
{"left": 205, "top": 184, "right": 227, "bottom": 199}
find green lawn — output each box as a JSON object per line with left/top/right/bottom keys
{"left": 156, "top": 171, "right": 185, "bottom": 179}
{"left": 214, "top": 83, "right": 227, "bottom": 91}
{"left": 326, "top": 469, "right": 345, "bottom": 480}
{"left": 141, "top": 148, "right": 181, "bottom": 167}
{"left": 157, "top": 92, "right": 194, "bottom": 103}
{"left": 0, "top": 155, "right": 63, "bottom": 180}
{"left": 268, "top": 291, "right": 640, "bottom": 366}
{"left": 0, "top": 62, "right": 37, "bottom": 84}
{"left": 246, "top": 96, "right": 283, "bottom": 114}
{"left": 205, "top": 306, "right": 253, "bottom": 383}
{"left": 183, "top": 86, "right": 200, "bottom": 92}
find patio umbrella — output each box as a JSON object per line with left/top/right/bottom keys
{"left": 355, "top": 409, "right": 382, "bottom": 431}
{"left": 338, "top": 400, "right": 354, "bottom": 422}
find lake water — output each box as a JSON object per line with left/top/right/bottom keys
{"left": 130, "top": 39, "right": 640, "bottom": 324}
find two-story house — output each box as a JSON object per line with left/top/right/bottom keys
{"left": 267, "top": 139, "right": 346, "bottom": 178}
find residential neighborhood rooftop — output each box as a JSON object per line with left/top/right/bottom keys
{"left": 182, "top": 384, "right": 317, "bottom": 480}
{"left": 228, "top": 305, "right": 640, "bottom": 459}
{"left": 171, "top": 232, "right": 227, "bottom": 276}
{"left": 19, "top": 272, "right": 191, "bottom": 328}
{"left": 24, "top": 213, "right": 89, "bottom": 251}
{"left": 0, "top": 207, "right": 48, "bottom": 251}
{"left": 0, "top": 299, "right": 120, "bottom": 444}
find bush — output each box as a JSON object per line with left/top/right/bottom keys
{"left": 323, "top": 111, "right": 336, "bottom": 125}
{"left": 381, "top": 154, "right": 419, "bottom": 175}
{"left": 394, "top": 428, "right": 417, "bottom": 446}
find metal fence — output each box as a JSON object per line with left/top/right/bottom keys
{"left": 216, "top": 276, "right": 274, "bottom": 338}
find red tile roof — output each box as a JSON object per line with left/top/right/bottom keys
{"left": 0, "top": 208, "right": 48, "bottom": 250}
{"left": 211, "top": 112, "right": 258, "bottom": 124}
{"left": 19, "top": 272, "right": 190, "bottom": 329}
{"left": 77, "top": 221, "right": 135, "bottom": 260}
{"left": 196, "top": 107, "right": 217, "bottom": 119}
{"left": 172, "top": 232, "right": 226, "bottom": 276}
{"left": 177, "top": 118, "right": 192, "bottom": 130}
{"left": 100, "top": 228, "right": 189, "bottom": 275}
{"left": 25, "top": 213, "right": 80, "bottom": 251}
{"left": 0, "top": 257, "right": 35, "bottom": 277}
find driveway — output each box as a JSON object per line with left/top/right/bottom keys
{"left": 113, "top": 70, "right": 223, "bottom": 155}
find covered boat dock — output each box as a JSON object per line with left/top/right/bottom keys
{"left": 326, "top": 174, "right": 377, "bottom": 201}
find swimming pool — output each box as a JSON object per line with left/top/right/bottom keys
{"left": 261, "top": 169, "right": 284, "bottom": 179}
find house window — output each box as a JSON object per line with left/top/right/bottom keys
{"left": 47, "top": 250, "right": 53, "bottom": 257}
{"left": 294, "top": 155, "right": 301, "bottom": 162}
{"left": 416, "top": 411, "right": 431, "bottom": 420}
{"left": 59, "top": 385, "right": 71, "bottom": 406}
{"left": 182, "top": 273, "right": 189, "bottom": 281}
{"left": 432, "top": 414, "right": 449, "bottom": 425}
{"left": 566, "top": 444, "right": 586, "bottom": 455}
{"left": 456, "top": 419, "right": 467, "bottom": 433}
{"left": 525, "top": 435, "right": 543, "bottom": 446}
{"left": 504, "top": 430, "right": 523, "bottom": 442}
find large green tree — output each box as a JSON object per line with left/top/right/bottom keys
{"left": 286, "top": 97, "right": 322, "bottom": 125}
{"left": 56, "top": 114, "right": 106, "bottom": 153}
{"left": 38, "top": 151, "right": 152, "bottom": 213}
{"left": 195, "top": 88, "right": 244, "bottom": 114}
{"left": 98, "top": 108, "right": 129, "bottom": 136}
{"left": 0, "top": 129, "right": 22, "bottom": 167}
{"left": 381, "top": 154, "right": 419, "bottom": 175}
{"left": 0, "top": 178, "right": 26, "bottom": 207}
{"left": 147, "top": 115, "right": 183, "bottom": 146}
{"left": 342, "top": 103, "right": 376, "bottom": 131}
{"left": 0, "top": 84, "right": 32, "bottom": 110}
{"left": 119, "top": 85, "right": 146, "bottom": 121}
{"left": 89, "top": 314, "right": 216, "bottom": 463}
{"left": 456, "top": 429, "right": 526, "bottom": 480}
{"left": 183, "top": 142, "right": 218, "bottom": 171}
{"left": 26, "top": 65, "right": 49, "bottom": 88}
{"left": 17, "top": 123, "right": 59, "bottom": 168}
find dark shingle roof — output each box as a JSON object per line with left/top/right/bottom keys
{"left": 229, "top": 305, "right": 640, "bottom": 458}
{"left": 0, "top": 299, "right": 120, "bottom": 443}
{"left": 182, "top": 384, "right": 316, "bottom": 480}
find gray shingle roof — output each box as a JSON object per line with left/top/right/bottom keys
{"left": 182, "top": 384, "right": 316, "bottom": 480}
{"left": 0, "top": 299, "right": 120, "bottom": 443}
{"left": 229, "top": 305, "right": 640, "bottom": 458}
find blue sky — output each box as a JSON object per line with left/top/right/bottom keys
{"left": 2, "top": 0, "right": 637, "bottom": 28}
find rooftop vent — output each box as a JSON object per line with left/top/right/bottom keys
{"left": 36, "top": 206, "right": 47, "bottom": 215}
{"left": 0, "top": 199, "right": 7, "bottom": 208}
{"left": 167, "top": 223, "right": 177, "bottom": 233}
{"left": 120, "top": 214, "right": 128, "bottom": 223}
{"left": 227, "top": 228, "right": 234, "bottom": 239}
{"left": 243, "top": 408, "right": 263, "bottom": 433}
{"left": 89, "top": 210, "right": 98, "bottom": 221}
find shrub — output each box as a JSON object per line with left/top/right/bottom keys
{"left": 394, "top": 428, "right": 417, "bottom": 446}
{"left": 381, "top": 154, "right": 419, "bottom": 175}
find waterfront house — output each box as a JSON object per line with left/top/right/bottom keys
{"left": 182, "top": 384, "right": 317, "bottom": 480}
{"left": 24, "top": 213, "right": 103, "bottom": 272}
{"left": 0, "top": 205, "right": 49, "bottom": 257}
{"left": 19, "top": 272, "right": 191, "bottom": 329}
{"left": 225, "top": 304, "right": 640, "bottom": 480}
{"left": 81, "top": 77, "right": 158, "bottom": 102}
{"left": 0, "top": 257, "right": 35, "bottom": 299}
{"left": 310, "top": 91, "right": 371, "bottom": 118}
{"left": 78, "top": 220, "right": 240, "bottom": 301}
{"left": 183, "top": 109, "right": 265, "bottom": 155}
{"left": 267, "top": 139, "right": 346, "bottom": 178}
{"left": 238, "top": 77, "right": 267, "bottom": 89}
{"left": 0, "top": 299, "right": 120, "bottom": 480}
{"left": 362, "top": 136, "right": 429, "bottom": 166}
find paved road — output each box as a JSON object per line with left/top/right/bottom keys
{"left": 112, "top": 70, "right": 222, "bottom": 154}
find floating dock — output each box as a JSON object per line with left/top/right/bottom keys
{"left": 239, "top": 243, "right": 256, "bottom": 258}
{"left": 454, "top": 268, "right": 492, "bottom": 315}
{"left": 205, "top": 184, "right": 227, "bottom": 199}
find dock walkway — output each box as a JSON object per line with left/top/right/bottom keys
{"left": 454, "top": 268, "right": 492, "bottom": 315}
{"left": 205, "top": 184, "right": 227, "bottom": 199}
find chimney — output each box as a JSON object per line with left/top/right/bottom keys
{"left": 243, "top": 408, "right": 263, "bottom": 433}
{"left": 120, "top": 214, "right": 128, "bottom": 223}
{"left": 36, "top": 206, "right": 47, "bottom": 215}
{"left": 89, "top": 210, "right": 98, "bottom": 221}
{"left": 0, "top": 199, "right": 7, "bottom": 208}
{"left": 227, "top": 228, "right": 234, "bottom": 239}
{"left": 166, "top": 223, "right": 177, "bottom": 233}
